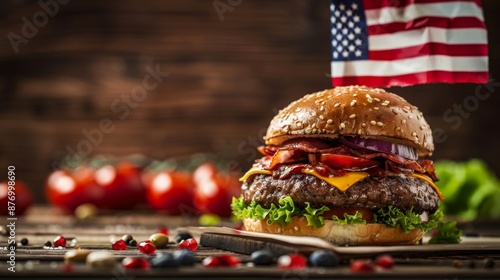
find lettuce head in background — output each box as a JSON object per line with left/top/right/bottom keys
{"left": 435, "top": 159, "right": 500, "bottom": 221}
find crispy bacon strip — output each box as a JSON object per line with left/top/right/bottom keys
{"left": 258, "top": 138, "right": 334, "bottom": 156}
{"left": 418, "top": 160, "right": 439, "bottom": 181}
{"left": 268, "top": 149, "right": 305, "bottom": 169}
{"left": 272, "top": 163, "right": 346, "bottom": 179}
{"left": 255, "top": 138, "right": 438, "bottom": 181}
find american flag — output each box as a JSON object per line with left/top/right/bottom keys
{"left": 330, "top": 0, "right": 488, "bottom": 87}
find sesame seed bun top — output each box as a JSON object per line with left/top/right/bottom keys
{"left": 264, "top": 86, "right": 434, "bottom": 156}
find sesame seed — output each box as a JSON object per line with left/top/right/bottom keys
{"left": 294, "top": 226, "right": 299, "bottom": 231}
{"left": 403, "top": 106, "right": 410, "bottom": 112}
{"left": 367, "top": 98, "right": 373, "bottom": 103}
{"left": 312, "top": 128, "right": 317, "bottom": 133}
{"left": 335, "top": 92, "right": 341, "bottom": 96}
{"left": 374, "top": 98, "right": 380, "bottom": 102}
{"left": 350, "top": 100, "right": 357, "bottom": 106}
{"left": 420, "top": 125, "right": 425, "bottom": 130}
{"left": 408, "top": 115, "right": 413, "bottom": 119}
{"left": 319, "top": 106, "right": 324, "bottom": 111}
{"left": 362, "top": 123, "right": 367, "bottom": 127}
{"left": 339, "top": 122, "right": 346, "bottom": 129}
{"left": 381, "top": 100, "right": 390, "bottom": 106}
{"left": 319, "top": 115, "right": 324, "bottom": 120}
{"left": 365, "top": 93, "right": 372, "bottom": 99}
{"left": 370, "top": 120, "right": 376, "bottom": 125}
{"left": 392, "top": 108, "right": 398, "bottom": 114}
{"left": 312, "top": 123, "right": 316, "bottom": 128}
{"left": 353, "top": 93, "right": 358, "bottom": 97}
{"left": 397, "top": 127, "right": 401, "bottom": 131}
{"left": 358, "top": 129, "right": 363, "bottom": 134}
{"left": 295, "top": 108, "right": 301, "bottom": 112}
{"left": 296, "top": 122, "right": 302, "bottom": 127}
{"left": 334, "top": 102, "right": 340, "bottom": 108}
{"left": 374, "top": 107, "right": 379, "bottom": 111}
{"left": 327, "top": 119, "right": 333, "bottom": 124}
{"left": 401, "top": 119, "right": 407, "bottom": 125}
{"left": 349, "top": 114, "right": 356, "bottom": 119}
{"left": 376, "top": 122, "right": 384, "bottom": 127}
{"left": 412, "top": 132, "right": 417, "bottom": 137}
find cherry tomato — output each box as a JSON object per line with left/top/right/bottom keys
{"left": 193, "top": 162, "right": 218, "bottom": 184}
{"left": 320, "top": 154, "right": 379, "bottom": 170}
{"left": 375, "top": 255, "right": 395, "bottom": 269}
{"left": 0, "top": 180, "right": 33, "bottom": 216}
{"left": 350, "top": 260, "right": 375, "bottom": 273}
{"left": 94, "top": 162, "right": 146, "bottom": 209}
{"left": 45, "top": 166, "right": 103, "bottom": 213}
{"left": 146, "top": 170, "right": 194, "bottom": 215}
{"left": 141, "top": 169, "right": 157, "bottom": 189}
{"left": 193, "top": 163, "right": 241, "bottom": 217}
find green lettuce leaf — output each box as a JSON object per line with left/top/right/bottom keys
{"left": 303, "top": 202, "right": 330, "bottom": 228}
{"left": 374, "top": 206, "right": 443, "bottom": 233}
{"left": 331, "top": 211, "right": 367, "bottom": 225}
{"left": 231, "top": 196, "right": 443, "bottom": 231}
{"left": 268, "top": 196, "right": 301, "bottom": 226}
{"left": 428, "top": 221, "right": 462, "bottom": 244}
{"left": 374, "top": 206, "right": 422, "bottom": 233}
{"left": 231, "top": 196, "right": 329, "bottom": 228}
{"left": 231, "top": 197, "right": 270, "bottom": 220}
{"left": 422, "top": 206, "right": 444, "bottom": 232}
{"left": 435, "top": 159, "right": 500, "bottom": 220}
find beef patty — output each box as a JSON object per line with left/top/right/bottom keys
{"left": 242, "top": 173, "right": 439, "bottom": 213}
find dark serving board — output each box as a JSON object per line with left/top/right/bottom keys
{"left": 196, "top": 227, "right": 500, "bottom": 259}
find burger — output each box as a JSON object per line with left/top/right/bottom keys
{"left": 231, "top": 86, "right": 444, "bottom": 246}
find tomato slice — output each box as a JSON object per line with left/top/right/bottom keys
{"left": 320, "top": 154, "right": 379, "bottom": 170}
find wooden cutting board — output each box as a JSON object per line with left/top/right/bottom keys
{"left": 193, "top": 227, "right": 500, "bottom": 258}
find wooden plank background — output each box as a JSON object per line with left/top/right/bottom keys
{"left": 0, "top": 0, "right": 499, "bottom": 202}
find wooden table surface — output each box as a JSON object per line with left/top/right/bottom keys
{"left": 1, "top": 206, "right": 499, "bottom": 279}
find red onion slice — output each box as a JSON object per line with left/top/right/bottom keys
{"left": 339, "top": 137, "right": 418, "bottom": 160}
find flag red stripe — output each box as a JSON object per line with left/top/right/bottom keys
{"left": 332, "top": 71, "right": 489, "bottom": 87}
{"left": 368, "top": 43, "right": 488, "bottom": 60}
{"left": 368, "top": 17, "right": 486, "bottom": 35}
{"left": 362, "top": 0, "right": 482, "bottom": 10}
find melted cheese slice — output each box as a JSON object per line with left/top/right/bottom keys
{"left": 239, "top": 167, "right": 272, "bottom": 180}
{"left": 302, "top": 169, "right": 369, "bottom": 191}
{"left": 240, "top": 167, "right": 444, "bottom": 200}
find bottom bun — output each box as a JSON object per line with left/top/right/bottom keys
{"left": 243, "top": 217, "right": 423, "bottom": 246}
